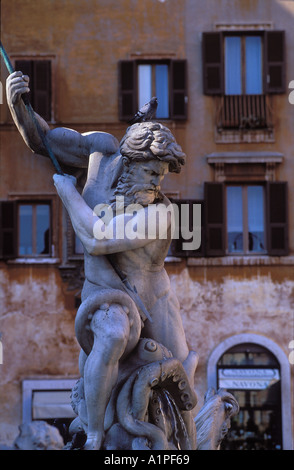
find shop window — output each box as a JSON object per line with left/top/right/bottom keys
{"left": 22, "top": 379, "right": 77, "bottom": 446}
{"left": 118, "top": 59, "right": 187, "bottom": 121}
{"left": 217, "top": 343, "right": 282, "bottom": 450}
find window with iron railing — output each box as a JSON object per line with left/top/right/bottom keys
{"left": 216, "top": 94, "right": 273, "bottom": 131}
{"left": 202, "top": 30, "right": 285, "bottom": 132}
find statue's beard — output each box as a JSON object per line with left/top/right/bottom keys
{"left": 109, "top": 173, "right": 163, "bottom": 212}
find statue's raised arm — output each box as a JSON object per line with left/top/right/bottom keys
{"left": 6, "top": 71, "right": 119, "bottom": 168}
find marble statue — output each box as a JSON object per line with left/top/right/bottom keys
{"left": 6, "top": 71, "right": 238, "bottom": 451}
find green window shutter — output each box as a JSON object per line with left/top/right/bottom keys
{"left": 204, "top": 182, "right": 226, "bottom": 256}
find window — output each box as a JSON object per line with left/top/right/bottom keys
{"left": 202, "top": 30, "right": 286, "bottom": 96}
{"left": 119, "top": 59, "right": 187, "bottom": 121}
{"left": 14, "top": 59, "right": 52, "bottom": 121}
{"left": 0, "top": 200, "right": 53, "bottom": 259}
{"left": 138, "top": 63, "right": 169, "bottom": 118}
{"left": 204, "top": 181, "right": 288, "bottom": 257}
{"left": 165, "top": 179, "right": 288, "bottom": 259}
{"left": 217, "top": 343, "right": 282, "bottom": 450}
{"left": 18, "top": 203, "right": 51, "bottom": 256}
{"left": 202, "top": 31, "right": 285, "bottom": 133}
{"left": 225, "top": 35, "right": 262, "bottom": 95}
{"left": 227, "top": 185, "right": 266, "bottom": 254}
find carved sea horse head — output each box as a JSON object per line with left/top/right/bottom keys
{"left": 195, "top": 388, "right": 240, "bottom": 450}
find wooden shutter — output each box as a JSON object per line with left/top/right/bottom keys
{"left": 202, "top": 32, "right": 224, "bottom": 95}
{"left": 0, "top": 201, "right": 17, "bottom": 259}
{"left": 169, "top": 200, "right": 204, "bottom": 257}
{"left": 170, "top": 60, "right": 187, "bottom": 120}
{"left": 266, "top": 182, "right": 288, "bottom": 255}
{"left": 34, "top": 61, "right": 52, "bottom": 121}
{"left": 118, "top": 61, "right": 137, "bottom": 121}
{"left": 204, "top": 182, "right": 226, "bottom": 256}
{"left": 264, "top": 31, "right": 286, "bottom": 94}
{"left": 15, "top": 59, "right": 52, "bottom": 119}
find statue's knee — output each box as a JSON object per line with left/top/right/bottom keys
{"left": 90, "top": 303, "right": 130, "bottom": 358}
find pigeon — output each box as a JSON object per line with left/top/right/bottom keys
{"left": 129, "top": 96, "right": 158, "bottom": 124}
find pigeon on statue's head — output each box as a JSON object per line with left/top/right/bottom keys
{"left": 129, "top": 97, "right": 158, "bottom": 124}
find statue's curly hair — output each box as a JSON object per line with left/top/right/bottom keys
{"left": 119, "top": 122, "right": 186, "bottom": 173}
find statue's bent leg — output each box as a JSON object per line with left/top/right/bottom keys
{"left": 83, "top": 303, "right": 130, "bottom": 450}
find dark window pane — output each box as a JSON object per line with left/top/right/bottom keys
{"left": 227, "top": 186, "right": 243, "bottom": 253}
{"left": 247, "top": 186, "right": 266, "bottom": 253}
{"left": 218, "top": 343, "right": 280, "bottom": 367}
{"left": 35, "top": 61, "right": 51, "bottom": 91}
{"left": 36, "top": 205, "right": 50, "bottom": 254}
{"left": 19, "top": 205, "right": 33, "bottom": 255}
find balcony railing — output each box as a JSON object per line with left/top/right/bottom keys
{"left": 216, "top": 94, "right": 273, "bottom": 131}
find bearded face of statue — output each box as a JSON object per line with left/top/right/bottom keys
{"left": 114, "top": 159, "right": 169, "bottom": 208}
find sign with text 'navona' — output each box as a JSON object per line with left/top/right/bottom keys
{"left": 218, "top": 369, "right": 280, "bottom": 390}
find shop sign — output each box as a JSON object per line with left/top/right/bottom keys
{"left": 218, "top": 368, "right": 280, "bottom": 390}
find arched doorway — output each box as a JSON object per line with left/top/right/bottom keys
{"left": 207, "top": 334, "right": 292, "bottom": 450}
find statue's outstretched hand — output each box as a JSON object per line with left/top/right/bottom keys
{"left": 6, "top": 71, "right": 30, "bottom": 106}
{"left": 53, "top": 174, "right": 77, "bottom": 200}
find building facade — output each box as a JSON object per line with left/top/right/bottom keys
{"left": 0, "top": 0, "right": 293, "bottom": 449}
